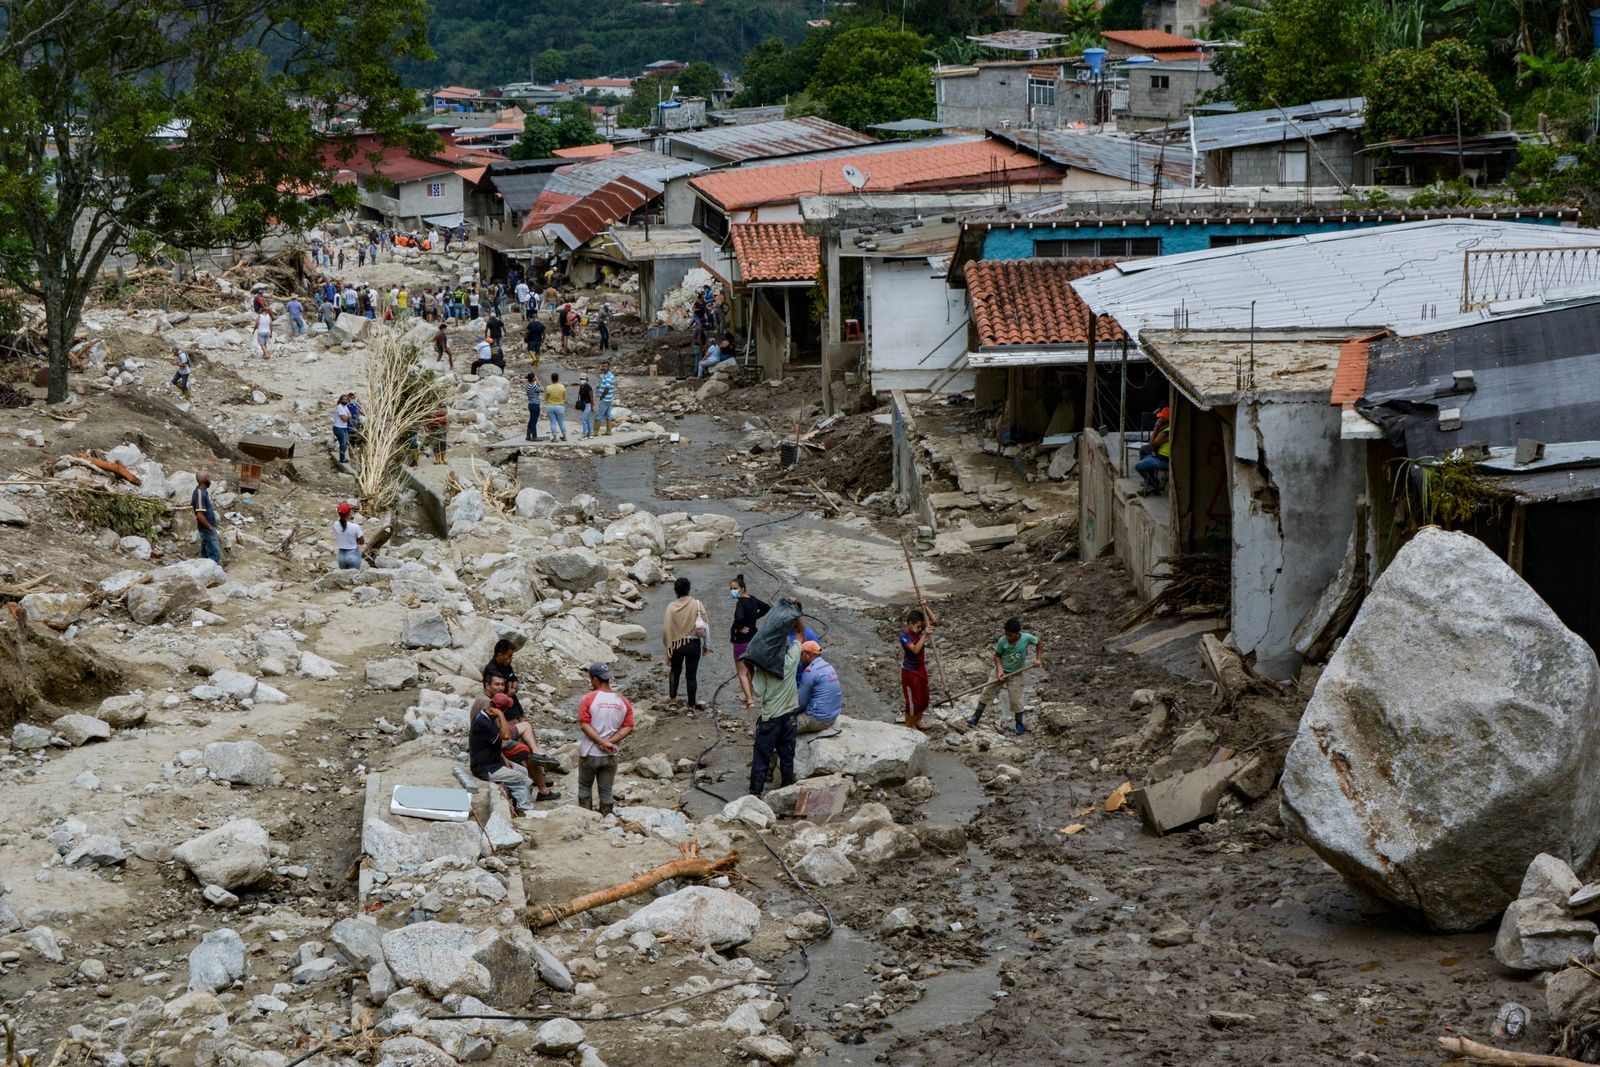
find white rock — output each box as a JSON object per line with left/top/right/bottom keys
{"left": 201, "top": 740, "right": 274, "bottom": 788}
{"left": 172, "top": 818, "right": 272, "bottom": 889}
{"left": 792, "top": 716, "right": 928, "bottom": 785}
{"left": 188, "top": 928, "right": 248, "bottom": 992}
{"left": 402, "top": 608, "right": 452, "bottom": 649}
{"left": 381, "top": 921, "right": 491, "bottom": 999}
{"left": 296, "top": 652, "right": 344, "bottom": 679}
{"left": 207, "top": 669, "right": 259, "bottom": 700}
{"left": 533, "top": 547, "right": 609, "bottom": 592}
{"left": 721, "top": 795, "right": 776, "bottom": 831}
{"left": 97, "top": 693, "right": 148, "bottom": 727}
{"left": 602, "top": 512, "right": 665, "bottom": 554}
{"left": 533, "top": 1018, "right": 585, "bottom": 1055}
{"left": 366, "top": 657, "right": 420, "bottom": 690}
{"left": 19, "top": 592, "right": 92, "bottom": 628}
{"left": 53, "top": 714, "right": 111, "bottom": 746}
{"left": 513, "top": 487, "right": 558, "bottom": 519}
{"left": 65, "top": 834, "right": 125, "bottom": 868}
{"left": 1281, "top": 527, "right": 1600, "bottom": 931}
{"left": 598, "top": 886, "right": 760, "bottom": 950}
{"left": 793, "top": 846, "right": 857, "bottom": 887}
{"left": 540, "top": 616, "right": 614, "bottom": 667}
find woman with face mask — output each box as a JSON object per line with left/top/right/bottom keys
{"left": 728, "top": 573, "right": 770, "bottom": 710}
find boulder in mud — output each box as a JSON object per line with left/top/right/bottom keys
{"left": 793, "top": 716, "right": 928, "bottom": 785}
{"left": 1281, "top": 528, "right": 1600, "bottom": 931}
{"left": 598, "top": 886, "right": 759, "bottom": 950}
{"left": 534, "top": 547, "right": 609, "bottom": 592}
{"left": 172, "top": 818, "right": 272, "bottom": 890}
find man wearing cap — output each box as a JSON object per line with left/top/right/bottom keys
{"left": 796, "top": 641, "right": 841, "bottom": 734}
{"left": 1136, "top": 407, "right": 1172, "bottom": 494}
{"left": 576, "top": 664, "right": 633, "bottom": 815}
{"left": 468, "top": 684, "right": 536, "bottom": 815}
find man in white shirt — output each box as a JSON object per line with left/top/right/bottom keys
{"left": 514, "top": 280, "right": 531, "bottom": 318}
{"left": 576, "top": 663, "right": 633, "bottom": 815}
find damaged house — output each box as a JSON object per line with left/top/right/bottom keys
{"left": 1070, "top": 218, "right": 1600, "bottom": 676}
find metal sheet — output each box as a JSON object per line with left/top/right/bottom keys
{"left": 666, "top": 117, "right": 873, "bottom": 164}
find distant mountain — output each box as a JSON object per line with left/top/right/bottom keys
{"left": 407, "top": 0, "right": 827, "bottom": 89}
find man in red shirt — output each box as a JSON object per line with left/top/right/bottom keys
{"left": 577, "top": 663, "right": 633, "bottom": 816}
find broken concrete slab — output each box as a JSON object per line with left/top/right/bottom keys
{"left": 1131, "top": 757, "right": 1247, "bottom": 836}
{"left": 764, "top": 775, "right": 853, "bottom": 820}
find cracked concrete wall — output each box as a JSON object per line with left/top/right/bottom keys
{"left": 1230, "top": 398, "right": 1364, "bottom": 677}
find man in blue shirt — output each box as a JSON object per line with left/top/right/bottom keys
{"left": 286, "top": 296, "right": 305, "bottom": 336}
{"left": 596, "top": 361, "right": 617, "bottom": 436}
{"left": 192, "top": 469, "right": 221, "bottom": 567}
{"left": 796, "top": 641, "right": 840, "bottom": 734}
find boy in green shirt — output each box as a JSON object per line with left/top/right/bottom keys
{"left": 968, "top": 617, "right": 1041, "bottom": 735}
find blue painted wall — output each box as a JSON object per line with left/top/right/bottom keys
{"left": 980, "top": 215, "right": 1566, "bottom": 259}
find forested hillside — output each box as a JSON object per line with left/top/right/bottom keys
{"left": 407, "top": 0, "right": 824, "bottom": 87}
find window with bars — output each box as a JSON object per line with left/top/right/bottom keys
{"left": 1027, "top": 77, "right": 1057, "bottom": 107}
{"left": 1034, "top": 237, "right": 1161, "bottom": 257}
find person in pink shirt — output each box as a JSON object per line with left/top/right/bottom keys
{"left": 576, "top": 663, "right": 633, "bottom": 816}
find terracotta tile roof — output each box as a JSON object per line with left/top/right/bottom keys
{"left": 1329, "top": 330, "right": 1389, "bottom": 404}
{"left": 730, "top": 223, "right": 820, "bottom": 283}
{"left": 1100, "top": 29, "right": 1205, "bottom": 52}
{"left": 553, "top": 143, "right": 616, "bottom": 159}
{"left": 691, "top": 139, "right": 1048, "bottom": 211}
{"left": 964, "top": 258, "right": 1126, "bottom": 347}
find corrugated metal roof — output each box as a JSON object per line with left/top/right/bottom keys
{"left": 988, "top": 129, "right": 1191, "bottom": 188}
{"left": 666, "top": 117, "right": 873, "bottom": 163}
{"left": 537, "top": 175, "right": 659, "bottom": 249}
{"left": 1142, "top": 97, "right": 1365, "bottom": 151}
{"left": 1357, "top": 300, "right": 1600, "bottom": 468}
{"left": 1071, "top": 219, "right": 1600, "bottom": 341}
{"left": 520, "top": 149, "right": 706, "bottom": 238}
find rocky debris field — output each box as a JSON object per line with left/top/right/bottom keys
{"left": 5, "top": 237, "right": 1598, "bottom": 1067}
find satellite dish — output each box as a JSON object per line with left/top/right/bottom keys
{"left": 842, "top": 164, "right": 869, "bottom": 190}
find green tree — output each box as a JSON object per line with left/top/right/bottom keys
{"left": 1363, "top": 40, "right": 1500, "bottom": 142}
{"left": 532, "top": 49, "right": 570, "bottom": 84}
{"left": 508, "top": 116, "right": 561, "bottom": 159}
{"left": 0, "top": 0, "right": 430, "bottom": 404}
{"left": 1213, "top": 0, "right": 1372, "bottom": 109}
{"left": 619, "top": 64, "right": 723, "bottom": 126}
{"left": 808, "top": 26, "right": 934, "bottom": 131}
{"left": 1512, "top": 140, "right": 1600, "bottom": 221}
{"left": 567, "top": 43, "right": 606, "bottom": 77}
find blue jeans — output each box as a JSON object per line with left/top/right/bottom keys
{"left": 337, "top": 548, "right": 362, "bottom": 569}
{"left": 199, "top": 528, "right": 221, "bottom": 564}
{"left": 1135, "top": 454, "right": 1169, "bottom": 490}
{"left": 526, "top": 403, "right": 541, "bottom": 439}
{"left": 596, "top": 398, "right": 613, "bottom": 425}
{"left": 289, "top": 314, "right": 305, "bottom": 335}
{"left": 548, "top": 407, "right": 567, "bottom": 437}
{"left": 333, "top": 426, "right": 351, "bottom": 462}
{"left": 580, "top": 407, "right": 593, "bottom": 437}
{"left": 749, "top": 712, "right": 798, "bottom": 797}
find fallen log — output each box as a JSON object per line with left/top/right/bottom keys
{"left": 1437, "top": 1036, "right": 1589, "bottom": 1066}
{"left": 526, "top": 844, "right": 739, "bottom": 928}
{"left": 61, "top": 455, "right": 141, "bottom": 486}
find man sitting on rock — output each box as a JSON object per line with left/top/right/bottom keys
{"left": 470, "top": 671, "right": 560, "bottom": 802}
{"left": 796, "top": 640, "right": 841, "bottom": 735}
{"left": 468, "top": 690, "right": 535, "bottom": 815}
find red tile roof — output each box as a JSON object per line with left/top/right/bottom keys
{"left": 1329, "top": 331, "right": 1390, "bottom": 405}
{"left": 553, "top": 143, "right": 616, "bottom": 159}
{"left": 692, "top": 139, "right": 1051, "bottom": 212}
{"left": 964, "top": 259, "right": 1126, "bottom": 347}
{"left": 730, "top": 223, "right": 820, "bottom": 284}
{"left": 1100, "top": 29, "right": 1205, "bottom": 52}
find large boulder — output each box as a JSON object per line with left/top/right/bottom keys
{"left": 187, "top": 928, "right": 248, "bottom": 992}
{"left": 52, "top": 714, "right": 111, "bottom": 746}
{"left": 201, "top": 740, "right": 274, "bottom": 788}
{"left": 401, "top": 608, "right": 452, "bottom": 649}
{"left": 380, "top": 921, "right": 491, "bottom": 999}
{"left": 533, "top": 548, "right": 609, "bottom": 592}
{"left": 514, "top": 488, "right": 558, "bottom": 520}
{"left": 603, "top": 512, "right": 665, "bottom": 554}
{"left": 172, "top": 818, "right": 272, "bottom": 889}
{"left": 598, "top": 886, "right": 760, "bottom": 950}
{"left": 539, "top": 616, "right": 614, "bottom": 667}
{"left": 792, "top": 717, "right": 928, "bottom": 786}
{"left": 19, "top": 592, "right": 92, "bottom": 628}
{"left": 127, "top": 571, "right": 206, "bottom": 625}
{"left": 1281, "top": 528, "right": 1600, "bottom": 931}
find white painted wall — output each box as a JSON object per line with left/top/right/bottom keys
{"left": 382, "top": 173, "right": 465, "bottom": 225}
{"left": 866, "top": 259, "right": 973, "bottom": 394}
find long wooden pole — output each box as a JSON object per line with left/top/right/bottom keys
{"left": 1436, "top": 1035, "right": 1588, "bottom": 1067}
{"left": 899, "top": 534, "right": 952, "bottom": 700}
{"left": 932, "top": 662, "right": 1044, "bottom": 707}
{"left": 527, "top": 849, "right": 740, "bottom": 928}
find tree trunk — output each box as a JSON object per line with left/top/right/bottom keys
{"left": 44, "top": 278, "right": 73, "bottom": 406}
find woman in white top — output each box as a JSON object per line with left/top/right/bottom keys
{"left": 255, "top": 307, "right": 273, "bottom": 358}
{"left": 333, "top": 501, "right": 364, "bottom": 569}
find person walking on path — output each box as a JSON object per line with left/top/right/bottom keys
{"left": 729, "top": 574, "right": 770, "bottom": 710}
{"left": 662, "top": 577, "right": 710, "bottom": 710}
{"left": 899, "top": 608, "right": 932, "bottom": 731}
{"left": 468, "top": 691, "right": 535, "bottom": 815}
{"left": 559, "top": 303, "right": 577, "bottom": 355}
{"left": 425, "top": 406, "right": 449, "bottom": 464}
{"left": 969, "top": 617, "right": 1042, "bottom": 735}
{"left": 286, "top": 296, "right": 306, "bottom": 336}
{"left": 170, "top": 348, "right": 191, "bottom": 397}
{"left": 524, "top": 315, "right": 545, "bottom": 366}
{"left": 523, "top": 373, "right": 543, "bottom": 442}
{"left": 333, "top": 502, "right": 364, "bottom": 569}
{"left": 192, "top": 470, "right": 221, "bottom": 567}
{"left": 544, "top": 373, "right": 568, "bottom": 440}
{"left": 254, "top": 304, "right": 273, "bottom": 358}
{"left": 748, "top": 614, "right": 807, "bottom": 798}
{"left": 596, "top": 360, "right": 617, "bottom": 435}
{"left": 577, "top": 375, "right": 594, "bottom": 438}
{"left": 433, "top": 324, "right": 453, "bottom": 371}
{"left": 797, "top": 641, "right": 841, "bottom": 734}
{"left": 577, "top": 663, "right": 633, "bottom": 816}
{"left": 333, "top": 394, "right": 354, "bottom": 464}
{"left": 596, "top": 300, "right": 613, "bottom": 351}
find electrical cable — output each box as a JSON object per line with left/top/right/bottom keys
{"left": 282, "top": 509, "right": 841, "bottom": 1066}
